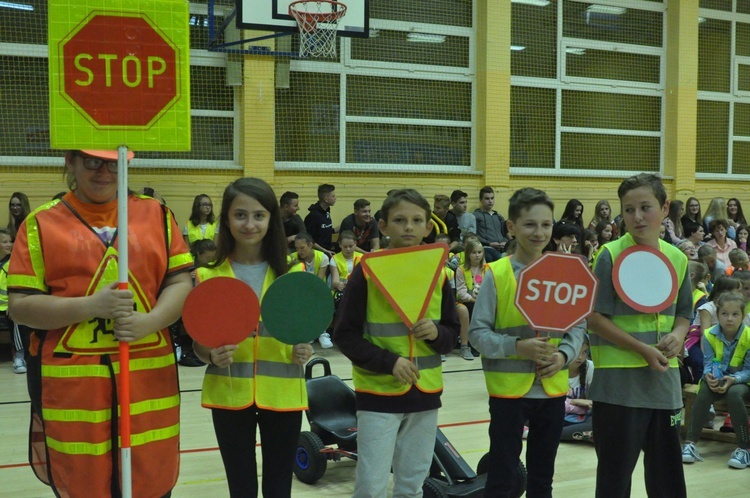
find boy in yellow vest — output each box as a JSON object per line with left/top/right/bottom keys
{"left": 588, "top": 173, "right": 692, "bottom": 497}
{"left": 468, "top": 187, "right": 585, "bottom": 497}
{"left": 334, "top": 189, "right": 460, "bottom": 497}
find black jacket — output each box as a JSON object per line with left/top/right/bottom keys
{"left": 304, "top": 202, "right": 334, "bottom": 251}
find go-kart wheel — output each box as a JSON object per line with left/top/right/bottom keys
{"left": 294, "top": 431, "right": 327, "bottom": 484}
{"left": 422, "top": 477, "right": 449, "bottom": 498}
{"left": 476, "top": 453, "right": 527, "bottom": 498}
{"left": 476, "top": 452, "right": 490, "bottom": 475}
{"left": 515, "top": 460, "right": 528, "bottom": 498}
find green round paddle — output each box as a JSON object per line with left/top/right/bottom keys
{"left": 261, "top": 272, "right": 335, "bottom": 345}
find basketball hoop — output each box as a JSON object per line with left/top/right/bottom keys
{"left": 289, "top": 0, "right": 347, "bottom": 58}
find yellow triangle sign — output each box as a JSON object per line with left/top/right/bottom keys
{"left": 56, "top": 247, "right": 166, "bottom": 355}
{"left": 360, "top": 243, "right": 448, "bottom": 328}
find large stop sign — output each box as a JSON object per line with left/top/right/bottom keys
{"left": 60, "top": 13, "right": 180, "bottom": 127}
{"left": 515, "top": 252, "right": 599, "bottom": 333}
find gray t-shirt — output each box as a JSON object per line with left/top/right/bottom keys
{"left": 468, "top": 257, "right": 586, "bottom": 399}
{"left": 230, "top": 260, "right": 269, "bottom": 299}
{"left": 589, "top": 248, "right": 692, "bottom": 410}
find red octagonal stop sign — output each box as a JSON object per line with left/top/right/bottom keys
{"left": 515, "top": 252, "right": 599, "bottom": 333}
{"left": 60, "top": 13, "right": 179, "bottom": 127}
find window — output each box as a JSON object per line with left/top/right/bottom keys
{"left": 510, "top": 0, "right": 666, "bottom": 176}
{"left": 696, "top": 4, "right": 750, "bottom": 176}
{"left": 275, "top": 0, "right": 474, "bottom": 173}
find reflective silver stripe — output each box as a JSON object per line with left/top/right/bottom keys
{"left": 365, "top": 322, "right": 410, "bottom": 338}
{"left": 207, "top": 362, "right": 255, "bottom": 378}
{"left": 256, "top": 360, "right": 303, "bottom": 379}
{"left": 590, "top": 330, "right": 660, "bottom": 347}
{"left": 613, "top": 301, "right": 677, "bottom": 317}
{"left": 365, "top": 320, "right": 441, "bottom": 338}
{"left": 494, "top": 325, "right": 536, "bottom": 339}
{"left": 0, "top": 289, "right": 7, "bottom": 296}
{"left": 415, "top": 354, "right": 442, "bottom": 371}
{"left": 482, "top": 357, "right": 536, "bottom": 374}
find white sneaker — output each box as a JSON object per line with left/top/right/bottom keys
{"left": 13, "top": 357, "right": 27, "bottom": 374}
{"left": 682, "top": 442, "right": 703, "bottom": 464}
{"left": 727, "top": 447, "right": 750, "bottom": 469}
{"left": 460, "top": 346, "right": 475, "bottom": 361}
{"left": 319, "top": 332, "right": 333, "bottom": 349}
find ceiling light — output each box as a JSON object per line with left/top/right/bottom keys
{"left": 511, "top": 45, "right": 527, "bottom": 51}
{"left": 566, "top": 48, "right": 586, "bottom": 55}
{"left": 586, "top": 5, "right": 626, "bottom": 15}
{"left": 511, "top": 0, "right": 551, "bottom": 6}
{"left": 0, "top": 1, "right": 34, "bottom": 10}
{"left": 407, "top": 33, "right": 446, "bottom": 44}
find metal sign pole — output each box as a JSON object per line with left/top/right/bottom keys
{"left": 116, "top": 144, "right": 132, "bottom": 498}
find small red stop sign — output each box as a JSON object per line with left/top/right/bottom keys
{"left": 60, "top": 14, "right": 180, "bottom": 127}
{"left": 515, "top": 252, "right": 599, "bottom": 333}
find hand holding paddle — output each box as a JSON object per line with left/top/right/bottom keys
{"left": 642, "top": 346, "right": 670, "bottom": 373}
{"left": 411, "top": 318, "right": 438, "bottom": 341}
{"left": 207, "top": 345, "right": 238, "bottom": 368}
{"left": 516, "top": 336, "right": 557, "bottom": 363}
{"left": 291, "top": 343, "right": 314, "bottom": 365}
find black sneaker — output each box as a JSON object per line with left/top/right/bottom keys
{"left": 179, "top": 353, "right": 206, "bottom": 367}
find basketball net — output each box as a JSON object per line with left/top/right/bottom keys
{"left": 289, "top": 0, "right": 347, "bottom": 58}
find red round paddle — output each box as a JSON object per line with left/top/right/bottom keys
{"left": 182, "top": 277, "right": 261, "bottom": 348}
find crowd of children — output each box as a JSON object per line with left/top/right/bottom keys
{"left": 4, "top": 169, "right": 750, "bottom": 498}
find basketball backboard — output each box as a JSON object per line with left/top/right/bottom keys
{"left": 237, "top": 0, "right": 369, "bottom": 37}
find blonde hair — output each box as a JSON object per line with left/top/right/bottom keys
{"left": 463, "top": 240, "right": 485, "bottom": 269}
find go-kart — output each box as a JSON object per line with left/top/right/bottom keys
{"left": 293, "top": 357, "right": 526, "bottom": 498}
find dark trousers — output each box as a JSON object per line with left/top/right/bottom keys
{"left": 593, "top": 402, "right": 686, "bottom": 498}
{"left": 686, "top": 383, "right": 750, "bottom": 446}
{"left": 485, "top": 396, "right": 565, "bottom": 498}
{"left": 212, "top": 406, "right": 302, "bottom": 498}
{"left": 684, "top": 344, "right": 704, "bottom": 384}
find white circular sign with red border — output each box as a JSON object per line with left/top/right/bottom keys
{"left": 613, "top": 245, "right": 678, "bottom": 313}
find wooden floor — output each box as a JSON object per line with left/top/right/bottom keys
{"left": 0, "top": 343, "right": 747, "bottom": 497}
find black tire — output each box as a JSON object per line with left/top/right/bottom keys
{"left": 293, "top": 431, "right": 327, "bottom": 484}
{"left": 476, "top": 453, "right": 527, "bottom": 498}
{"left": 476, "top": 452, "right": 490, "bottom": 475}
{"left": 514, "top": 460, "right": 528, "bottom": 498}
{"left": 422, "top": 477, "right": 449, "bottom": 498}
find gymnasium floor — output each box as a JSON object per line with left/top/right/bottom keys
{"left": 0, "top": 343, "right": 746, "bottom": 497}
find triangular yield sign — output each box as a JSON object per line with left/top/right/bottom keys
{"left": 360, "top": 243, "right": 449, "bottom": 328}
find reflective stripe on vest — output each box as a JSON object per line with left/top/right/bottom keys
{"left": 186, "top": 221, "right": 217, "bottom": 245}
{"left": 589, "top": 234, "right": 686, "bottom": 369}
{"left": 482, "top": 257, "right": 568, "bottom": 398}
{"left": 197, "top": 260, "right": 307, "bottom": 411}
{"left": 351, "top": 271, "right": 445, "bottom": 395}
{"left": 704, "top": 324, "right": 750, "bottom": 370}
